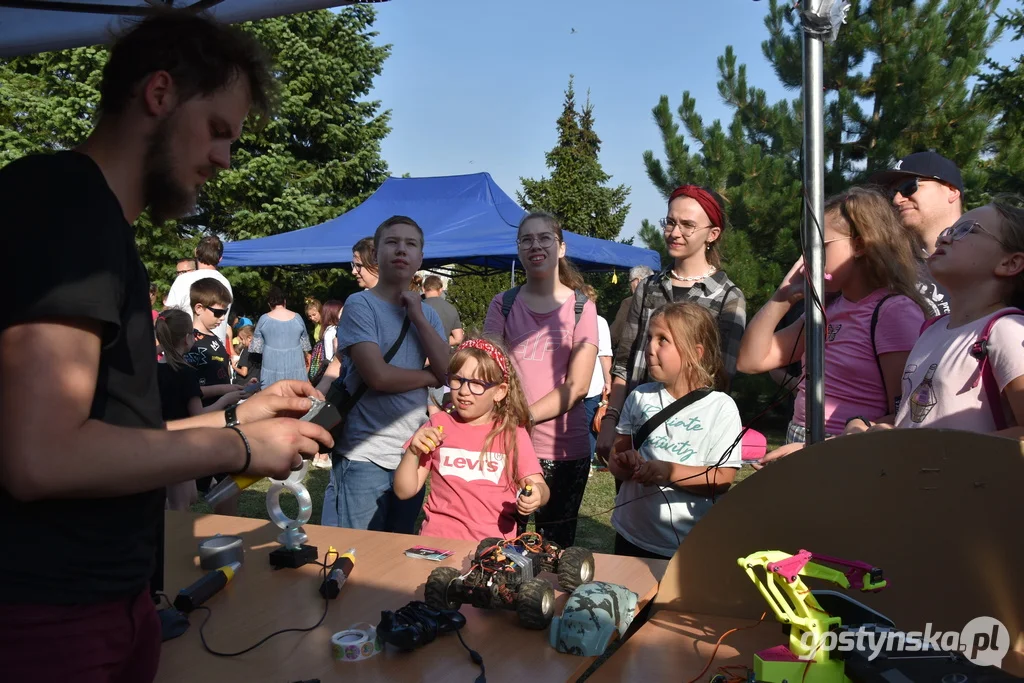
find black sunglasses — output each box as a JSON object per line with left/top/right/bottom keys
{"left": 892, "top": 177, "right": 919, "bottom": 199}
{"left": 206, "top": 307, "right": 228, "bottom": 318}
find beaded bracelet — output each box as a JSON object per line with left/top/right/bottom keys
{"left": 226, "top": 425, "right": 251, "bottom": 475}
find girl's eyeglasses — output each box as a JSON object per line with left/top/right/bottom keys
{"left": 938, "top": 220, "right": 1009, "bottom": 249}
{"left": 448, "top": 375, "right": 499, "bottom": 396}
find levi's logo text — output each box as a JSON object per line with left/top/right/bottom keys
{"left": 438, "top": 447, "right": 505, "bottom": 484}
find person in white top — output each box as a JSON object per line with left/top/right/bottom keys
{"left": 581, "top": 286, "right": 612, "bottom": 465}
{"left": 165, "top": 235, "right": 233, "bottom": 350}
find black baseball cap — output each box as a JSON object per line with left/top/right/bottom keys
{"left": 868, "top": 151, "right": 964, "bottom": 194}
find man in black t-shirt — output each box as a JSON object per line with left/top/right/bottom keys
{"left": 0, "top": 15, "right": 332, "bottom": 682}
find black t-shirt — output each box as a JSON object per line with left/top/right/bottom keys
{"left": 187, "top": 329, "right": 231, "bottom": 406}
{"left": 232, "top": 347, "right": 260, "bottom": 386}
{"left": 158, "top": 363, "right": 202, "bottom": 422}
{"left": 0, "top": 151, "right": 165, "bottom": 605}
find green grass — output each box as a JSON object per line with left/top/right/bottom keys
{"left": 191, "top": 427, "right": 786, "bottom": 553}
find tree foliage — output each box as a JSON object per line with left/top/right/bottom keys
{"left": 0, "top": 7, "right": 390, "bottom": 316}
{"left": 978, "top": 7, "right": 1024, "bottom": 197}
{"left": 518, "top": 76, "right": 631, "bottom": 242}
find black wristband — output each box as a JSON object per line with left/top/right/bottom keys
{"left": 226, "top": 425, "right": 251, "bottom": 475}
{"left": 224, "top": 404, "right": 240, "bottom": 428}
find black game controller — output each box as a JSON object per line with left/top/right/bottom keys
{"left": 376, "top": 601, "right": 467, "bottom": 651}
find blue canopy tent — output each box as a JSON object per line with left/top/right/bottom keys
{"left": 220, "top": 172, "right": 661, "bottom": 275}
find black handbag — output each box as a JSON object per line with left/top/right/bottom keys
{"left": 324, "top": 316, "right": 411, "bottom": 439}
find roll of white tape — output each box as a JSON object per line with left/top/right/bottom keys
{"left": 330, "top": 623, "right": 382, "bottom": 662}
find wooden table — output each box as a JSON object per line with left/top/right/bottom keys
{"left": 587, "top": 610, "right": 1024, "bottom": 682}
{"left": 155, "top": 511, "right": 667, "bottom": 683}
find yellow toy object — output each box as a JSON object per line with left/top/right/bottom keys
{"left": 737, "top": 549, "right": 887, "bottom": 683}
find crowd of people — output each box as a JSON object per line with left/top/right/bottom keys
{"left": 2, "top": 12, "right": 1022, "bottom": 682}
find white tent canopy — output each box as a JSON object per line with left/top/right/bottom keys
{"left": 0, "top": 0, "right": 383, "bottom": 57}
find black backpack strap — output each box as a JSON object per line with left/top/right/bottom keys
{"left": 870, "top": 293, "right": 896, "bottom": 407}
{"left": 330, "top": 316, "right": 411, "bottom": 407}
{"left": 633, "top": 388, "right": 712, "bottom": 448}
{"left": 573, "top": 289, "right": 587, "bottom": 326}
{"left": 501, "top": 287, "right": 521, "bottom": 318}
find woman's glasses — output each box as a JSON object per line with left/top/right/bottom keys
{"left": 517, "top": 233, "right": 557, "bottom": 249}
{"left": 448, "top": 375, "right": 499, "bottom": 396}
{"left": 659, "top": 217, "right": 712, "bottom": 236}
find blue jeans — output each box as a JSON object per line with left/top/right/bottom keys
{"left": 321, "top": 457, "right": 425, "bottom": 533}
{"left": 583, "top": 394, "right": 602, "bottom": 463}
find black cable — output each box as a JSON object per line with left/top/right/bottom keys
{"left": 194, "top": 554, "right": 336, "bottom": 658}
{"left": 455, "top": 628, "right": 486, "bottom": 683}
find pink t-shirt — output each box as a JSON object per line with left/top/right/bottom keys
{"left": 406, "top": 411, "right": 543, "bottom": 542}
{"left": 484, "top": 291, "right": 599, "bottom": 460}
{"left": 895, "top": 309, "right": 1024, "bottom": 432}
{"left": 793, "top": 289, "right": 925, "bottom": 434}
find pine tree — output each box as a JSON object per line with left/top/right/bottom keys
{"left": 0, "top": 8, "right": 391, "bottom": 312}
{"left": 519, "top": 75, "right": 630, "bottom": 242}
{"left": 978, "top": 7, "right": 1024, "bottom": 197}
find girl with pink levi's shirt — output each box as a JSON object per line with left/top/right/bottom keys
{"left": 394, "top": 338, "right": 550, "bottom": 541}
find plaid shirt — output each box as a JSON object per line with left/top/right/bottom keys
{"left": 611, "top": 268, "right": 747, "bottom": 390}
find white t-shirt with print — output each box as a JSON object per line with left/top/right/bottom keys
{"left": 322, "top": 324, "right": 338, "bottom": 361}
{"left": 895, "top": 309, "right": 1024, "bottom": 432}
{"left": 588, "top": 315, "right": 613, "bottom": 398}
{"left": 613, "top": 383, "right": 742, "bottom": 557}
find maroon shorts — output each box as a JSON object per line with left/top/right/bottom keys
{"left": 0, "top": 586, "right": 161, "bottom": 683}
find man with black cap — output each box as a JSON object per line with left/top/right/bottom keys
{"left": 869, "top": 151, "right": 964, "bottom": 316}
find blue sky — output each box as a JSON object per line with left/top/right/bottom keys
{"left": 364, "top": 0, "right": 1022, "bottom": 243}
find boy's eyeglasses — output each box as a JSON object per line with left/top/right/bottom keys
{"left": 938, "top": 220, "right": 1009, "bottom": 249}
{"left": 517, "top": 233, "right": 557, "bottom": 249}
{"left": 448, "top": 375, "right": 499, "bottom": 396}
{"left": 206, "top": 307, "right": 228, "bottom": 318}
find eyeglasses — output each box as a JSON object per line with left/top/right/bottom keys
{"left": 938, "top": 220, "right": 1009, "bottom": 249}
{"left": 517, "top": 233, "right": 557, "bottom": 249}
{"left": 660, "top": 218, "right": 713, "bottom": 236}
{"left": 206, "top": 307, "right": 228, "bottom": 318}
{"left": 448, "top": 374, "right": 499, "bottom": 396}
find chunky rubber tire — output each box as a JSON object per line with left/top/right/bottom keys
{"left": 557, "top": 546, "right": 596, "bottom": 592}
{"left": 424, "top": 566, "right": 463, "bottom": 610}
{"left": 516, "top": 578, "right": 555, "bottom": 630}
{"left": 475, "top": 537, "right": 502, "bottom": 560}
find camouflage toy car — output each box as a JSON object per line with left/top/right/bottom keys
{"left": 424, "top": 532, "right": 595, "bottom": 630}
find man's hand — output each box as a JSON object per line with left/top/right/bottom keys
{"left": 235, "top": 380, "right": 325, "bottom": 424}
{"left": 235, "top": 418, "right": 333, "bottom": 479}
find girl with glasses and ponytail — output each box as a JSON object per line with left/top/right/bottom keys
{"left": 483, "top": 212, "right": 599, "bottom": 549}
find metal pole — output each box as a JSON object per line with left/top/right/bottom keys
{"left": 802, "top": 0, "right": 826, "bottom": 445}
{"left": 511, "top": 260, "right": 515, "bottom": 289}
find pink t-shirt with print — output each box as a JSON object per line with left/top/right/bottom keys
{"left": 792, "top": 289, "right": 925, "bottom": 434}
{"left": 406, "top": 411, "right": 543, "bottom": 542}
{"left": 895, "top": 309, "right": 1024, "bottom": 432}
{"left": 484, "top": 291, "right": 599, "bottom": 460}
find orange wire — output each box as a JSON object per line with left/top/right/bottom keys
{"left": 685, "top": 612, "right": 767, "bottom": 683}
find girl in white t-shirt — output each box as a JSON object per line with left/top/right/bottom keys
{"left": 610, "top": 302, "right": 742, "bottom": 560}
{"left": 858, "top": 196, "right": 1024, "bottom": 437}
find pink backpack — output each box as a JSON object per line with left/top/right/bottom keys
{"left": 741, "top": 428, "right": 768, "bottom": 462}
{"left": 919, "top": 309, "right": 1024, "bottom": 430}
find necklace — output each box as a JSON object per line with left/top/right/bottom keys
{"left": 671, "top": 265, "right": 717, "bottom": 282}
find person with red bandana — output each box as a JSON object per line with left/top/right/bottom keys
{"left": 595, "top": 185, "right": 746, "bottom": 467}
